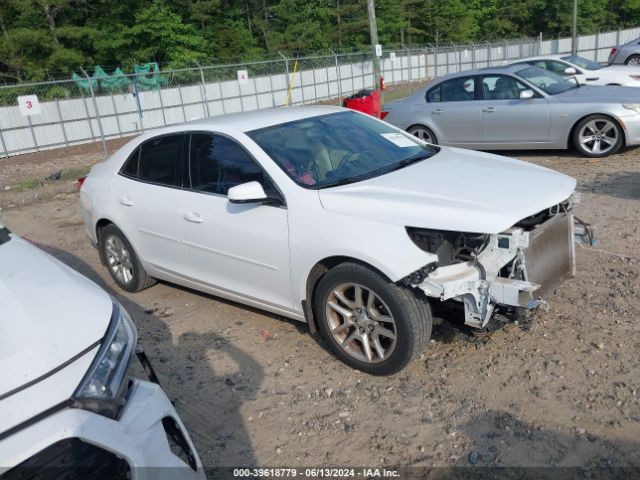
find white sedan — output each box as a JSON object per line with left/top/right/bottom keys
{"left": 80, "top": 106, "right": 577, "bottom": 375}
{"left": 0, "top": 225, "right": 204, "bottom": 478}
{"left": 511, "top": 54, "right": 640, "bottom": 87}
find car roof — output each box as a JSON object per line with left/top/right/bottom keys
{"left": 511, "top": 54, "right": 567, "bottom": 63}
{"left": 185, "top": 105, "right": 345, "bottom": 133}
{"left": 434, "top": 63, "right": 534, "bottom": 81}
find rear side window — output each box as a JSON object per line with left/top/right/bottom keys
{"left": 189, "top": 133, "right": 277, "bottom": 196}
{"left": 426, "top": 86, "right": 442, "bottom": 102}
{"left": 121, "top": 148, "right": 139, "bottom": 177}
{"left": 441, "top": 76, "right": 476, "bottom": 102}
{"left": 137, "top": 134, "right": 184, "bottom": 187}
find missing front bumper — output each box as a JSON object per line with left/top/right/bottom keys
{"left": 416, "top": 213, "right": 576, "bottom": 328}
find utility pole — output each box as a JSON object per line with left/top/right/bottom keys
{"left": 571, "top": 0, "right": 578, "bottom": 55}
{"left": 367, "top": 0, "right": 381, "bottom": 92}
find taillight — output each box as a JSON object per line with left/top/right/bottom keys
{"left": 610, "top": 47, "right": 617, "bottom": 57}
{"left": 77, "top": 176, "right": 87, "bottom": 190}
{"left": 380, "top": 111, "right": 390, "bottom": 119}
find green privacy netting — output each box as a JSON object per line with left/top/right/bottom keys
{"left": 71, "top": 63, "right": 164, "bottom": 94}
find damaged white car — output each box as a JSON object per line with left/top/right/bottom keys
{"left": 80, "top": 107, "right": 577, "bottom": 375}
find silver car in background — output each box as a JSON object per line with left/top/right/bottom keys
{"left": 383, "top": 65, "right": 640, "bottom": 158}
{"left": 609, "top": 38, "right": 640, "bottom": 66}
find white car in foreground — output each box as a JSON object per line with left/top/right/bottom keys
{"left": 0, "top": 225, "right": 204, "bottom": 479}
{"left": 511, "top": 54, "right": 640, "bottom": 87}
{"left": 80, "top": 107, "right": 577, "bottom": 375}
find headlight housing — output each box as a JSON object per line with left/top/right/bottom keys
{"left": 73, "top": 301, "right": 138, "bottom": 419}
{"left": 622, "top": 103, "right": 640, "bottom": 114}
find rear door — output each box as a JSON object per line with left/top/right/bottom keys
{"left": 480, "top": 74, "right": 550, "bottom": 146}
{"left": 423, "top": 75, "right": 482, "bottom": 146}
{"left": 110, "top": 133, "right": 191, "bottom": 277}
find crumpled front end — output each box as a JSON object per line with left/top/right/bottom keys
{"left": 403, "top": 198, "right": 578, "bottom": 328}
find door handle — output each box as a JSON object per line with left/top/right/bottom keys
{"left": 432, "top": 108, "right": 444, "bottom": 114}
{"left": 183, "top": 212, "right": 203, "bottom": 224}
{"left": 119, "top": 197, "right": 134, "bottom": 206}
{"left": 482, "top": 107, "right": 495, "bottom": 113}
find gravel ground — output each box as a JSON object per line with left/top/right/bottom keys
{"left": 1, "top": 143, "right": 640, "bottom": 475}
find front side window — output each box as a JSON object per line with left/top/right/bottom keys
{"left": 137, "top": 134, "right": 184, "bottom": 187}
{"left": 516, "top": 67, "right": 578, "bottom": 95}
{"left": 481, "top": 75, "right": 529, "bottom": 100}
{"left": 247, "top": 111, "right": 439, "bottom": 189}
{"left": 189, "top": 133, "right": 276, "bottom": 197}
{"left": 544, "top": 60, "right": 573, "bottom": 75}
{"left": 440, "top": 76, "right": 476, "bottom": 102}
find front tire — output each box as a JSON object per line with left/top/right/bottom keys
{"left": 573, "top": 115, "right": 623, "bottom": 158}
{"left": 315, "top": 263, "right": 432, "bottom": 375}
{"left": 625, "top": 54, "right": 640, "bottom": 66}
{"left": 408, "top": 125, "right": 438, "bottom": 145}
{"left": 99, "top": 224, "right": 156, "bottom": 292}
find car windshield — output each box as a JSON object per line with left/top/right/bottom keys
{"left": 561, "top": 55, "right": 604, "bottom": 71}
{"left": 247, "top": 111, "right": 439, "bottom": 189}
{"left": 516, "top": 66, "right": 578, "bottom": 95}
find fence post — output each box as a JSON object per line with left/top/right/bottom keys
{"left": 278, "top": 51, "right": 291, "bottom": 97}
{"left": 402, "top": 43, "right": 412, "bottom": 87}
{"left": 54, "top": 98, "right": 69, "bottom": 147}
{"left": 594, "top": 31, "right": 600, "bottom": 62}
{"left": 470, "top": 42, "right": 476, "bottom": 69}
{"left": 109, "top": 93, "right": 123, "bottom": 137}
{"left": 488, "top": 42, "right": 492, "bottom": 67}
{"left": 196, "top": 62, "right": 211, "bottom": 117}
{"left": 0, "top": 123, "right": 7, "bottom": 158}
{"left": 80, "top": 67, "right": 109, "bottom": 159}
{"left": 433, "top": 44, "right": 438, "bottom": 77}
{"left": 329, "top": 49, "right": 343, "bottom": 105}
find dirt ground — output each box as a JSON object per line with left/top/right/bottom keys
{"left": 1, "top": 143, "right": 640, "bottom": 475}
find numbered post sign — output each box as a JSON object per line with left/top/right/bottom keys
{"left": 18, "top": 95, "right": 41, "bottom": 116}
{"left": 237, "top": 70, "right": 249, "bottom": 85}
{"left": 375, "top": 44, "right": 383, "bottom": 57}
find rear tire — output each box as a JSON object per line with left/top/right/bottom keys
{"left": 572, "top": 115, "right": 623, "bottom": 158}
{"left": 408, "top": 125, "right": 438, "bottom": 145}
{"left": 99, "top": 224, "right": 156, "bottom": 292}
{"left": 314, "top": 262, "right": 432, "bottom": 375}
{"left": 625, "top": 55, "right": 640, "bottom": 66}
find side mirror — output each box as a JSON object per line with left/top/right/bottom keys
{"left": 564, "top": 67, "right": 577, "bottom": 75}
{"left": 228, "top": 181, "right": 267, "bottom": 204}
{"left": 520, "top": 89, "right": 535, "bottom": 99}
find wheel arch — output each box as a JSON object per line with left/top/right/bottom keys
{"left": 303, "top": 256, "right": 394, "bottom": 334}
{"left": 567, "top": 113, "right": 626, "bottom": 149}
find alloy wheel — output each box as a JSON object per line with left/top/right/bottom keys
{"left": 325, "top": 283, "right": 397, "bottom": 363}
{"left": 105, "top": 235, "right": 134, "bottom": 285}
{"left": 627, "top": 56, "right": 640, "bottom": 66}
{"left": 409, "top": 127, "right": 434, "bottom": 144}
{"left": 578, "top": 119, "right": 618, "bottom": 155}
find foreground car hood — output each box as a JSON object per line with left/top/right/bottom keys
{"left": 0, "top": 236, "right": 111, "bottom": 397}
{"left": 319, "top": 147, "right": 576, "bottom": 234}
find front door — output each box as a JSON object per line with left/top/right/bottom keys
{"left": 180, "top": 132, "right": 293, "bottom": 309}
{"left": 480, "top": 74, "right": 551, "bottom": 145}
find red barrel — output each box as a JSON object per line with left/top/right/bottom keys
{"left": 343, "top": 89, "right": 381, "bottom": 118}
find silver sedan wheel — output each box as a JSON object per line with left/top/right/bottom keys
{"left": 409, "top": 126, "right": 435, "bottom": 144}
{"left": 325, "top": 283, "right": 397, "bottom": 363}
{"left": 104, "top": 234, "right": 134, "bottom": 285}
{"left": 627, "top": 56, "right": 640, "bottom": 66}
{"left": 578, "top": 119, "right": 618, "bottom": 155}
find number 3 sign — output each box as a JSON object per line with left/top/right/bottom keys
{"left": 18, "top": 95, "right": 41, "bottom": 116}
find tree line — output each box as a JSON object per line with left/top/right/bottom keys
{"left": 1, "top": 0, "right": 638, "bottom": 83}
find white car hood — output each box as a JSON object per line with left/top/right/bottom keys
{"left": 318, "top": 147, "right": 576, "bottom": 234}
{"left": 0, "top": 236, "right": 111, "bottom": 397}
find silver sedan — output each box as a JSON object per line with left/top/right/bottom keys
{"left": 609, "top": 38, "right": 640, "bottom": 66}
{"left": 383, "top": 65, "right": 640, "bottom": 157}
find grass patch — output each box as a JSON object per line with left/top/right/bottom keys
{"left": 14, "top": 165, "right": 92, "bottom": 192}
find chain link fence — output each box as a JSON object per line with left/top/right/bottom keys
{"left": 1, "top": 26, "right": 639, "bottom": 159}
